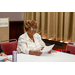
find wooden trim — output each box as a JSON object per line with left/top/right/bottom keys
{"left": 9, "top": 21, "right": 24, "bottom": 22}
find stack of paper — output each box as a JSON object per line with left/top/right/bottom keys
{"left": 0, "top": 56, "right": 7, "bottom": 62}
{"left": 41, "top": 44, "right": 55, "bottom": 52}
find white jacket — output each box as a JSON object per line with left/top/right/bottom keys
{"left": 17, "top": 32, "right": 45, "bottom": 54}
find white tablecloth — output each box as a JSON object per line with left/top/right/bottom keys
{"left": 6, "top": 51, "right": 75, "bottom": 62}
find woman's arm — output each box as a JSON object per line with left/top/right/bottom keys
{"left": 29, "top": 50, "right": 42, "bottom": 56}
{"left": 17, "top": 36, "right": 30, "bottom": 54}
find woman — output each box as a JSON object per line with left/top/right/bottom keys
{"left": 17, "top": 20, "right": 52, "bottom": 56}
{"left": 0, "top": 45, "right": 7, "bottom": 56}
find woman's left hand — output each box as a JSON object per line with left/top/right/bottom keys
{"left": 48, "top": 49, "right": 53, "bottom": 53}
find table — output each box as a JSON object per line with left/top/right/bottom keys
{"left": 6, "top": 51, "right": 75, "bottom": 62}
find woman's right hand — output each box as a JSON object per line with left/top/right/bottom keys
{"left": 29, "top": 50, "right": 42, "bottom": 56}
{"left": 34, "top": 51, "right": 42, "bottom": 56}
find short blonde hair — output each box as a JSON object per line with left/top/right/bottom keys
{"left": 25, "top": 20, "right": 37, "bottom": 31}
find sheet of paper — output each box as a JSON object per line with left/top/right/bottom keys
{"left": 41, "top": 44, "right": 55, "bottom": 52}
{"left": 7, "top": 56, "right": 12, "bottom": 62}
{"left": 0, "top": 56, "right": 12, "bottom": 62}
{"left": 0, "top": 56, "right": 7, "bottom": 62}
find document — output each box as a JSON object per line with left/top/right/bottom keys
{"left": 0, "top": 56, "right": 7, "bottom": 62}
{"left": 41, "top": 44, "right": 55, "bottom": 52}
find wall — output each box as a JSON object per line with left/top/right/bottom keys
{"left": 0, "top": 12, "right": 24, "bottom": 41}
{"left": 0, "top": 12, "right": 24, "bottom": 21}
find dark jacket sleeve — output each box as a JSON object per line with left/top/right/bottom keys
{"left": 0, "top": 45, "right": 4, "bottom": 53}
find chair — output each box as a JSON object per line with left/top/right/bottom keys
{"left": 0, "top": 39, "right": 17, "bottom": 55}
{"left": 66, "top": 44, "right": 75, "bottom": 55}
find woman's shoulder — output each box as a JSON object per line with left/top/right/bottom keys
{"left": 19, "top": 32, "right": 27, "bottom": 39}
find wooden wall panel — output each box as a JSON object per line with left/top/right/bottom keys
{"left": 9, "top": 21, "right": 24, "bottom": 40}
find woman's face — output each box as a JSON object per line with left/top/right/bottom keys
{"left": 27, "top": 25, "right": 37, "bottom": 36}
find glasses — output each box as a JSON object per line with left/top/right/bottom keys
{"left": 29, "top": 27, "right": 37, "bottom": 30}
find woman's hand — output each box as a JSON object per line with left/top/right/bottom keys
{"left": 41, "top": 47, "right": 44, "bottom": 50}
{"left": 0, "top": 52, "right": 7, "bottom": 56}
{"left": 29, "top": 50, "right": 42, "bottom": 56}
{"left": 34, "top": 51, "right": 42, "bottom": 56}
{"left": 48, "top": 49, "right": 53, "bottom": 53}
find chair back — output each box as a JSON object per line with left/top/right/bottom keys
{"left": 66, "top": 44, "right": 75, "bottom": 55}
{"left": 0, "top": 39, "right": 17, "bottom": 55}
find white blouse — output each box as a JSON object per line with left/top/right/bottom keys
{"left": 17, "top": 32, "right": 46, "bottom": 54}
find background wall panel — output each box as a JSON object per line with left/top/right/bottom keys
{"left": 0, "top": 18, "right": 9, "bottom": 41}
{"left": 0, "top": 12, "right": 24, "bottom": 21}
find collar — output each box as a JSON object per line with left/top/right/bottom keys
{"left": 25, "top": 32, "right": 34, "bottom": 42}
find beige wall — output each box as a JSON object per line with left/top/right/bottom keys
{"left": 0, "top": 12, "right": 24, "bottom": 21}
{"left": 0, "top": 18, "right": 9, "bottom": 41}
{"left": 0, "top": 27, "right": 9, "bottom": 41}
